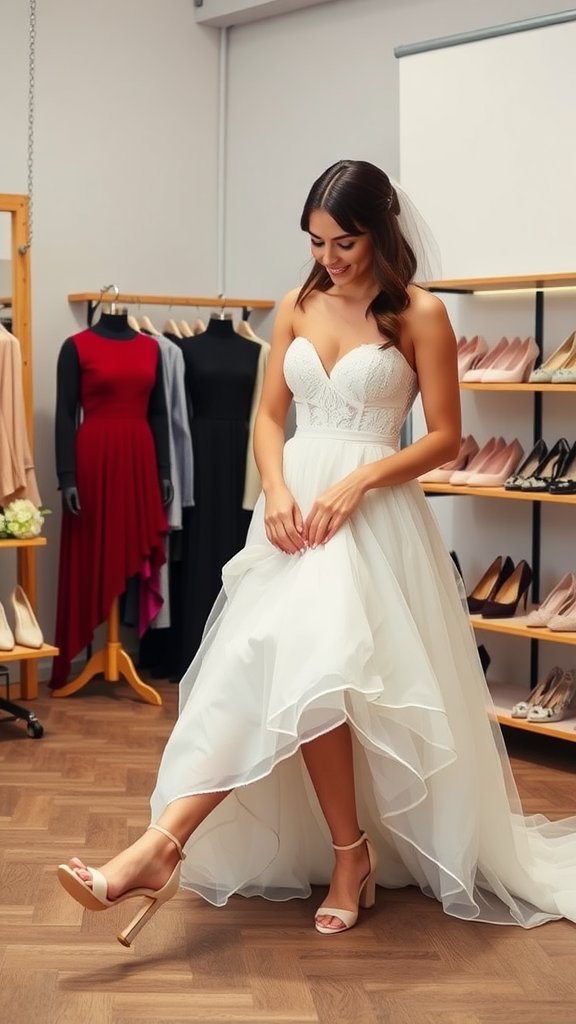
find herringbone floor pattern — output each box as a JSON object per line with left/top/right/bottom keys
{"left": 1, "top": 679, "right": 576, "bottom": 1024}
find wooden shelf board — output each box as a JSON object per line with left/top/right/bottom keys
{"left": 471, "top": 612, "right": 576, "bottom": 646}
{"left": 421, "top": 483, "right": 576, "bottom": 503}
{"left": 0, "top": 537, "right": 47, "bottom": 549}
{"left": 0, "top": 643, "right": 58, "bottom": 663}
{"left": 68, "top": 293, "right": 275, "bottom": 310}
{"left": 460, "top": 382, "right": 576, "bottom": 392}
{"left": 424, "top": 272, "right": 576, "bottom": 293}
{"left": 489, "top": 681, "right": 576, "bottom": 742}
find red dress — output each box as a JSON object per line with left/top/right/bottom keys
{"left": 50, "top": 330, "right": 167, "bottom": 688}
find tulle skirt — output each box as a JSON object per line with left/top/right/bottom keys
{"left": 150, "top": 427, "right": 576, "bottom": 927}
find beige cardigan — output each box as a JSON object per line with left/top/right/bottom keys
{"left": 242, "top": 336, "right": 270, "bottom": 511}
{"left": 0, "top": 325, "right": 41, "bottom": 507}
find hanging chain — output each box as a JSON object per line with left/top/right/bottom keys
{"left": 18, "top": 0, "right": 37, "bottom": 255}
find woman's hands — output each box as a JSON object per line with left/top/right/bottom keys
{"left": 264, "top": 484, "right": 306, "bottom": 554}
{"left": 304, "top": 468, "right": 369, "bottom": 548}
{"left": 265, "top": 468, "right": 370, "bottom": 554}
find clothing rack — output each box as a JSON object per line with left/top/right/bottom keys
{"left": 54, "top": 287, "right": 276, "bottom": 705}
{"left": 68, "top": 292, "right": 275, "bottom": 327}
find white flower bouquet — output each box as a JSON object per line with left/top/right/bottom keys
{"left": 0, "top": 499, "right": 51, "bottom": 540}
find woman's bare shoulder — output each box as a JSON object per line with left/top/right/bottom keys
{"left": 406, "top": 284, "right": 446, "bottom": 315}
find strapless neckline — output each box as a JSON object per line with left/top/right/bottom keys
{"left": 292, "top": 335, "right": 416, "bottom": 381}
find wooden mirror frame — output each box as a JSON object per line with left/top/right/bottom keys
{"left": 0, "top": 192, "right": 39, "bottom": 699}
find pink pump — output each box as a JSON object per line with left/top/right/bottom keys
{"left": 462, "top": 337, "right": 520, "bottom": 383}
{"left": 466, "top": 438, "right": 524, "bottom": 487}
{"left": 449, "top": 437, "right": 506, "bottom": 486}
{"left": 526, "top": 573, "right": 576, "bottom": 627}
{"left": 482, "top": 336, "right": 539, "bottom": 383}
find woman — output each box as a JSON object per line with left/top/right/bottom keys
{"left": 58, "top": 160, "right": 576, "bottom": 946}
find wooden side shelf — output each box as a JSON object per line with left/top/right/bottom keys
{"left": 0, "top": 643, "right": 58, "bottom": 663}
{"left": 489, "top": 681, "right": 576, "bottom": 742}
{"left": 421, "top": 482, "right": 576, "bottom": 503}
{"left": 0, "top": 537, "right": 47, "bottom": 549}
{"left": 471, "top": 612, "right": 576, "bottom": 646}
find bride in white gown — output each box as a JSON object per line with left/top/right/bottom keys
{"left": 58, "top": 160, "right": 576, "bottom": 946}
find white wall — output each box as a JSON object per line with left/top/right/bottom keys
{"left": 0, "top": 0, "right": 220, "bottom": 673}
{"left": 224, "top": 0, "right": 572, "bottom": 315}
{"left": 1, "top": 0, "right": 573, "bottom": 694}
{"left": 224, "top": 0, "right": 576, "bottom": 690}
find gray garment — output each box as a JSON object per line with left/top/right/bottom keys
{"left": 151, "top": 335, "right": 194, "bottom": 629}
{"left": 156, "top": 333, "right": 194, "bottom": 529}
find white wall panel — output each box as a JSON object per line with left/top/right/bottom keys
{"left": 399, "top": 19, "right": 576, "bottom": 277}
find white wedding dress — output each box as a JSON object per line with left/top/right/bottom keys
{"left": 151, "top": 336, "right": 576, "bottom": 926}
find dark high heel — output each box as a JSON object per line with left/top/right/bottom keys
{"left": 519, "top": 438, "right": 570, "bottom": 492}
{"left": 466, "top": 555, "right": 514, "bottom": 614}
{"left": 504, "top": 439, "right": 547, "bottom": 490}
{"left": 481, "top": 559, "right": 533, "bottom": 618}
{"left": 548, "top": 440, "right": 576, "bottom": 494}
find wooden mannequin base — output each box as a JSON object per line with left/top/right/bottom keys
{"left": 51, "top": 642, "right": 162, "bottom": 705}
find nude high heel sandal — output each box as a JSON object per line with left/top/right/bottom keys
{"left": 314, "top": 832, "right": 377, "bottom": 934}
{"left": 57, "top": 824, "right": 186, "bottom": 947}
{"left": 0, "top": 602, "right": 15, "bottom": 651}
{"left": 11, "top": 585, "right": 43, "bottom": 648}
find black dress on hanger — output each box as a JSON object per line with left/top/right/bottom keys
{"left": 167, "top": 315, "right": 260, "bottom": 677}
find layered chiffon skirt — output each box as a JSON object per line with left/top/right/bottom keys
{"left": 151, "top": 427, "right": 576, "bottom": 927}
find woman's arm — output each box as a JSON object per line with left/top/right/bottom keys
{"left": 304, "top": 294, "right": 461, "bottom": 547}
{"left": 361, "top": 292, "right": 461, "bottom": 490}
{"left": 253, "top": 289, "right": 307, "bottom": 554}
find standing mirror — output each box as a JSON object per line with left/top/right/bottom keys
{"left": 0, "top": 193, "right": 39, "bottom": 700}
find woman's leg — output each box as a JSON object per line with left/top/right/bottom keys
{"left": 301, "top": 723, "right": 371, "bottom": 930}
{"left": 69, "top": 790, "right": 230, "bottom": 900}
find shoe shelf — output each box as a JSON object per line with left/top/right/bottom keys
{"left": 471, "top": 612, "right": 576, "bottom": 646}
{"left": 488, "top": 682, "right": 576, "bottom": 743}
{"left": 460, "top": 382, "right": 576, "bottom": 392}
{"left": 426, "top": 272, "right": 576, "bottom": 740}
{"left": 425, "top": 272, "right": 576, "bottom": 292}
{"left": 421, "top": 483, "right": 576, "bottom": 503}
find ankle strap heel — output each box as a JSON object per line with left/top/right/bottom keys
{"left": 332, "top": 832, "right": 367, "bottom": 852}
{"left": 147, "top": 823, "right": 186, "bottom": 861}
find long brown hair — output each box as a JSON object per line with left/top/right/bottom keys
{"left": 297, "top": 160, "right": 417, "bottom": 347}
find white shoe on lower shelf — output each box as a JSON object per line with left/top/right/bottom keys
{"left": 0, "top": 601, "right": 15, "bottom": 651}
{"left": 11, "top": 585, "right": 43, "bottom": 648}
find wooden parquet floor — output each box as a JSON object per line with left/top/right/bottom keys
{"left": 1, "top": 679, "right": 576, "bottom": 1024}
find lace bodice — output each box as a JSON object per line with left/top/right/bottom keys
{"left": 283, "top": 336, "right": 418, "bottom": 446}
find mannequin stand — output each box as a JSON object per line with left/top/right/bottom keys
{"left": 51, "top": 598, "right": 162, "bottom": 705}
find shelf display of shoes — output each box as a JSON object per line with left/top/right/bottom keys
{"left": 423, "top": 272, "right": 576, "bottom": 744}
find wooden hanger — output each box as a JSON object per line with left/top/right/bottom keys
{"left": 163, "top": 319, "right": 182, "bottom": 338}
{"left": 127, "top": 314, "right": 140, "bottom": 332}
{"left": 138, "top": 315, "right": 161, "bottom": 336}
{"left": 192, "top": 318, "right": 207, "bottom": 334}
{"left": 237, "top": 319, "right": 264, "bottom": 342}
{"left": 178, "top": 320, "right": 193, "bottom": 337}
